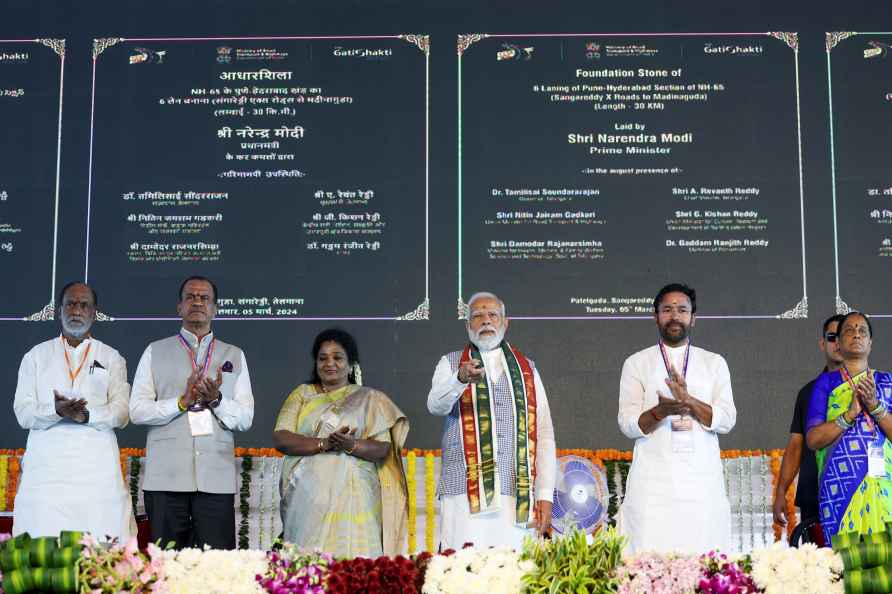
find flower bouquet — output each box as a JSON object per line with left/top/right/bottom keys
{"left": 256, "top": 544, "right": 332, "bottom": 594}
{"left": 77, "top": 535, "right": 164, "bottom": 593}
{"left": 422, "top": 546, "right": 533, "bottom": 594}
{"left": 326, "top": 555, "right": 419, "bottom": 594}
{"left": 697, "top": 550, "right": 758, "bottom": 594}
{"left": 161, "top": 547, "right": 268, "bottom": 594}
{"left": 616, "top": 552, "right": 702, "bottom": 594}
{"left": 749, "top": 542, "right": 843, "bottom": 594}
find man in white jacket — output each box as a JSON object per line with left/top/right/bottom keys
{"left": 13, "top": 282, "right": 135, "bottom": 541}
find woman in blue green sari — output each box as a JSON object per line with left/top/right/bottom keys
{"left": 807, "top": 312, "right": 892, "bottom": 545}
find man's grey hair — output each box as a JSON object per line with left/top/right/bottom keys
{"left": 466, "top": 291, "right": 507, "bottom": 318}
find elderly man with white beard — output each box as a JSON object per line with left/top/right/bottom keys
{"left": 12, "top": 282, "right": 135, "bottom": 540}
{"left": 427, "top": 292, "right": 556, "bottom": 550}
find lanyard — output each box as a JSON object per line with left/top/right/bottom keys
{"left": 177, "top": 332, "right": 215, "bottom": 377}
{"left": 658, "top": 340, "right": 690, "bottom": 381}
{"left": 841, "top": 366, "right": 875, "bottom": 433}
{"left": 61, "top": 336, "right": 92, "bottom": 387}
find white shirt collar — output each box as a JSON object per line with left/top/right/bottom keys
{"left": 60, "top": 334, "right": 92, "bottom": 353}
{"left": 179, "top": 327, "right": 214, "bottom": 348}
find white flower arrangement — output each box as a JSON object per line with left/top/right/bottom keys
{"left": 750, "top": 542, "right": 844, "bottom": 594}
{"left": 421, "top": 546, "right": 535, "bottom": 594}
{"left": 160, "top": 547, "right": 268, "bottom": 594}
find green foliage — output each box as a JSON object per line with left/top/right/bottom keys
{"left": 521, "top": 526, "right": 625, "bottom": 594}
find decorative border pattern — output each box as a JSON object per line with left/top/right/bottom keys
{"left": 457, "top": 298, "right": 469, "bottom": 321}
{"left": 826, "top": 32, "right": 857, "bottom": 53}
{"left": 35, "top": 38, "right": 65, "bottom": 58}
{"left": 86, "top": 35, "right": 430, "bottom": 321}
{"left": 457, "top": 34, "right": 488, "bottom": 56}
{"left": 23, "top": 302, "right": 55, "bottom": 322}
{"left": 835, "top": 297, "right": 852, "bottom": 315}
{"left": 767, "top": 32, "right": 798, "bottom": 51}
{"left": 92, "top": 37, "right": 124, "bottom": 59}
{"left": 397, "top": 298, "right": 430, "bottom": 321}
{"left": 778, "top": 297, "right": 808, "bottom": 320}
{"left": 399, "top": 34, "right": 430, "bottom": 55}
{"left": 458, "top": 33, "right": 809, "bottom": 320}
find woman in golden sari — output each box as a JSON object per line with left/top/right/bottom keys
{"left": 273, "top": 328, "right": 409, "bottom": 557}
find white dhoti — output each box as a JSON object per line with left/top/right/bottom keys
{"left": 439, "top": 495, "right": 536, "bottom": 550}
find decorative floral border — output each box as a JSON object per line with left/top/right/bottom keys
{"left": 399, "top": 34, "right": 430, "bottom": 55}
{"left": 826, "top": 31, "right": 857, "bottom": 53}
{"left": 457, "top": 34, "right": 488, "bottom": 56}
{"left": 767, "top": 32, "right": 799, "bottom": 51}
{"left": 93, "top": 37, "right": 124, "bottom": 59}
{"left": 35, "top": 38, "right": 65, "bottom": 58}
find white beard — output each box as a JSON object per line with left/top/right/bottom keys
{"left": 468, "top": 324, "right": 505, "bottom": 352}
{"left": 61, "top": 318, "right": 92, "bottom": 340}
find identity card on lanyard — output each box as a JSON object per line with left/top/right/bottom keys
{"left": 841, "top": 366, "right": 886, "bottom": 478}
{"left": 659, "top": 341, "right": 694, "bottom": 453}
{"left": 178, "top": 333, "right": 216, "bottom": 437}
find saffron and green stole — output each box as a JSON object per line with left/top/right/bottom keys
{"left": 458, "top": 341, "right": 538, "bottom": 525}
{"left": 814, "top": 370, "right": 892, "bottom": 544}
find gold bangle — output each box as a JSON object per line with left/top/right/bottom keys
{"left": 177, "top": 396, "right": 187, "bottom": 412}
{"left": 345, "top": 442, "right": 357, "bottom": 455}
{"left": 318, "top": 439, "right": 325, "bottom": 453}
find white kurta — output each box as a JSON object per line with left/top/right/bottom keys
{"left": 12, "top": 336, "right": 136, "bottom": 541}
{"left": 428, "top": 347, "right": 557, "bottom": 550}
{"left": 616, "top": 343, "right": 736, "bottom": 554}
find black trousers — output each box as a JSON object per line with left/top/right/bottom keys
{"left": 144, "top": 491, "right": 235, "bottom": 550}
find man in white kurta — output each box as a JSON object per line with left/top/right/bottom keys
{"left": 617, "top": 283, "right": 736, "bottom": 554}
{"left": 13, "top": 282, "right": 135, "bottom": 541}
{"left": 428, "top": 292, "right": 556, "bottom": 550}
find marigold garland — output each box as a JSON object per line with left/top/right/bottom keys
{"left": 7, "top": 454, "right": 20, "bottom": 510}
{"left": 0, "top": 455, "right": 8, "bottom": 512}
{"left": 424, "top": 453, "right": 435, "bottom": 552}
{"left": 0, "top": 443, "right": 793, "bottom": 547}
{"left": 406, "top": 451, "right": 417, "bottom": 552}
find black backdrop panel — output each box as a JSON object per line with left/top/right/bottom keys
{"left": 459, "top": 33, "right": 806, "bottom": 319}
{"left": 87, "top": 36, "right": 428, "bottom": 320}
{"left": 0, "top": 39, "right": 64, "bottom": 319}
{"left": 828, "top": 32, "right": 892, "bottom": 315}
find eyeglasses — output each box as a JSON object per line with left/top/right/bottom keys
{"left": 824, "top": 333, "right": 838, "bottom": 343}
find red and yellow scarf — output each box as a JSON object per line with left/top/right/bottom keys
{"left": 458, "top": 341, "right": 538, "bottom": 525}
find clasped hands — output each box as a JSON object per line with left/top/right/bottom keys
{"left": 843, "top": 371, "right": 878, "bottom": 422}
{"left": 180, "top": 367, "right": 223, "bottom": 411}
{"left": 655, "top": 361, "right": 695, "bottom": 419}
{"left": 54, "top": 390, "right": 88, "bottom": 423}
{"left": 323, "top": 426, "right": 358, "bottom": 454}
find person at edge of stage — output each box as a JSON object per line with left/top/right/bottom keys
{"left": 807, "top": 311, "right": 892, "bottom": 545}
{"left": 772, "top": 314, "right": 845, "bottom": 546}
{"left": 130, "top": 276, "right": 254, "bottom": 549}
{"left": 617, "top": 282, "right": 737, "bottom": 554}
{"left": 13, "top": 281, "right": 136, "bottom": 541}
{"left": 427, "top": 291, "right": 557, "bottom": 550}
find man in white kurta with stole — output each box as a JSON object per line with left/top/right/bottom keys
{"left": 428, "top": 292, "right": 556, "bottom": 550}
{"left": 13, "top": 282, "right": 135, "bottom": 541}
{"left": 130, "top": 276, "right": 254, "bottom": 549}
{"left": 617, "top": 283, "right": 736, "bottom": 553}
